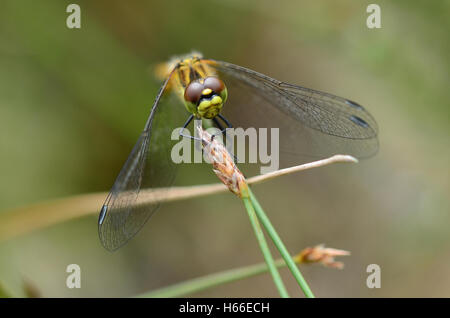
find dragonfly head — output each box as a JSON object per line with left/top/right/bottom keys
{"left": 184, "top": 76, "right": 228, "bottom": 119}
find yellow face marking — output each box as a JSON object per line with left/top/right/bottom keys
{"left": 197, "top": 96, "right": 223, "bottom": 119}
{"left": 210, "top": 95, "right": 222, "bottom": 105}
{"left": 202, "top": 88, "right": 212, "bottom": 95}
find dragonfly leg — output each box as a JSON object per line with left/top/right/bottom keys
{"left": 218, "top": 113, "right": 233, "bottom": 128}
{"left": 212, "top": 115, "right": 238, "bottom": 163}
{"left": 211, "top": 114, "right": 233, "bottom": 141}
{"left": 179, "top": 114, "right": 202, "bottom": 141}
{"left": 212, "top": 117, "right": 226, "bottom": 136}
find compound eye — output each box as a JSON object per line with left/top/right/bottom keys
{"left": 184, "top": 81, "right": 204, "bottom": 103}
{"left": 203, "top": 76, "right": 225, "bottom": 94}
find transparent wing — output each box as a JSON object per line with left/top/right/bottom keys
{"left": 203, "top": 59, "right": 379, "bottom": 170}
{"left": 98, "top": 71, "right": 188, "bottom": 251}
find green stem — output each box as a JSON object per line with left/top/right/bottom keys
{"left": 138, "top": 257, "right": 289, "bottom": 298}
{"left": 248, "top": 188, "right": 315, "bottom": 298}
{"left": 242, "top": 197, "right": 289, "bottom": 298}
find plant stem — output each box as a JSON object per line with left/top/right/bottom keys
{"left": 248, "top": 188, "right": 315, "bottom": 298}
{"left": 242, "top": 196, "right": 289, "bottom": 298}
{"left": 0, "top": 155, "right": 356, "bottom": 243}
{"left": 138, "top": 257, "right": 289, "bottom": 298}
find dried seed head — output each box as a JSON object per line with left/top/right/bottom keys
{"left": 294, "top": 244, "right": 351, "bottom": 269}
{"left": 197, "top": 126, "right": 248, "bottom": 198}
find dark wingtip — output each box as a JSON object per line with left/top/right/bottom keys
{"left": 98, "top": 204, "right": 107, "bottom": 225}
{"left": 345, "top": 99, "right": 364, "bottom": 110}
{"left": 349, "top": 115, "right": 369, "bottom": 128}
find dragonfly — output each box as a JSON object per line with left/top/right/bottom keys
{"left": 98, "top": 52, "right": 378, "bottom": 251}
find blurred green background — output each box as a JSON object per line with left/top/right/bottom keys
{"left": 0, "top": 0, "right": 449, "bottom": 297}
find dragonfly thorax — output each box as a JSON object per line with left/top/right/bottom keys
{"left": 183, "top": 76, "right": 228, "bottom": 119}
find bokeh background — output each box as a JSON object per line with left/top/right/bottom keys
{"left": 0, "top": 0, "right": 448, "bottom": 297}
